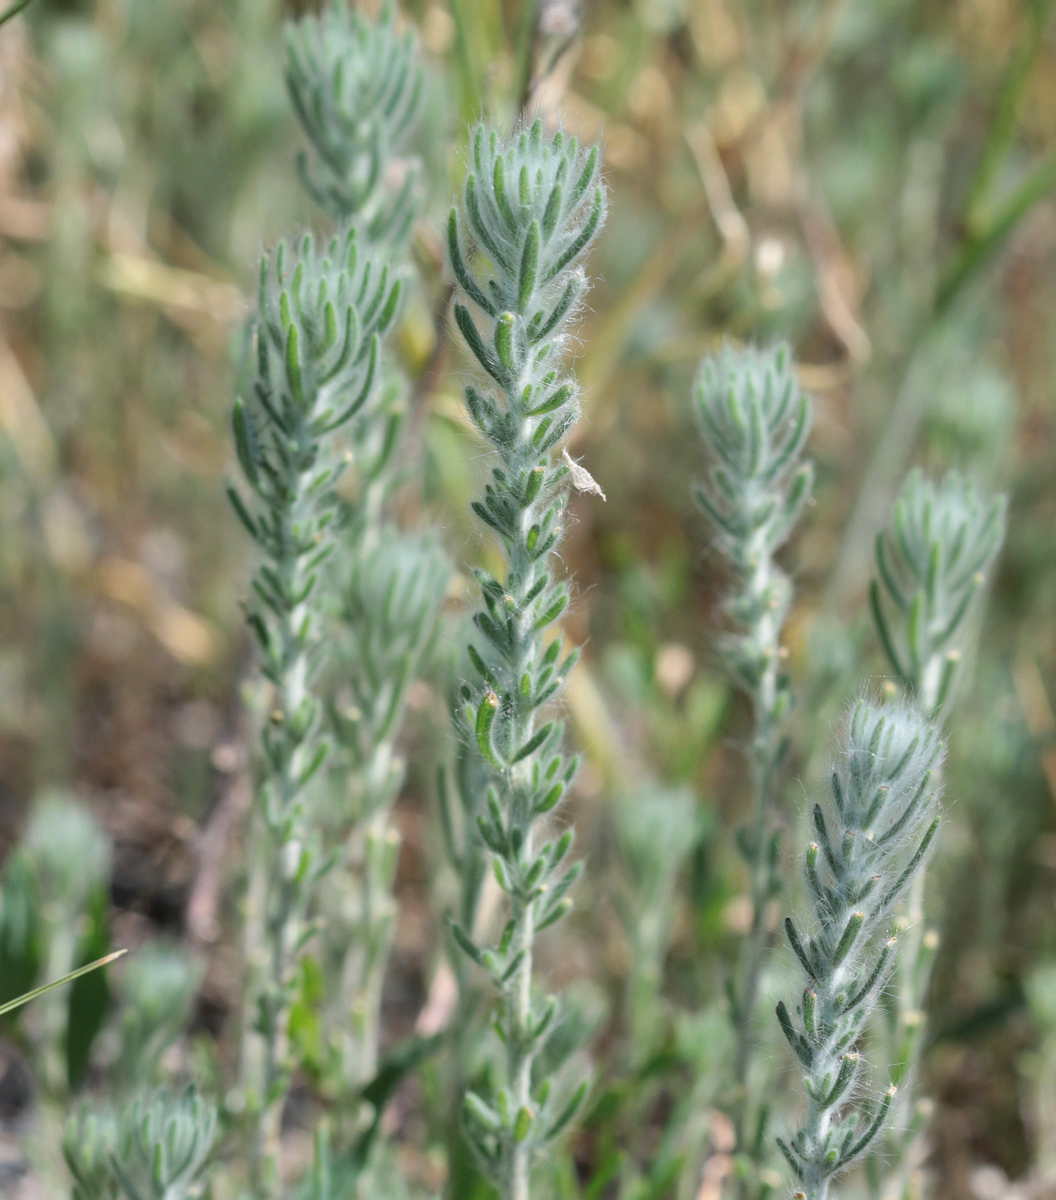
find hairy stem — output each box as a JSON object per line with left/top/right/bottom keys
{"left": 735, "top": 551, "right": 782, "bottom": 1106}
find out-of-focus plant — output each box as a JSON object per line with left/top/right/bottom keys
{"left": 64, "top": 1106, "right": 122, "bottom": 1200}
{"left": 1024, "top": 965, "right": 1056, "bottom": 1185}
{"left": 433, "top": 639, "right": 496, "bottom": 1200}
{"left": 285, "top": 0, "right": 423, "bottom": 244}
{"left": 446, "top": 119, "right": 606, "bottom": 1200}
{"left": 586, "top": 784, "right": 710, "bottom": 1200}
{"left": 0, "top": 0, "right": 33, "bottom": 30}
{"left": 16, "top": 794, "right": 112, "bottom": 1094}
{"left": 610, "top": 783, "right": 698, "bottom": 1056}
{"left": 870, "top": 469, "right": 1007, "bottom": 715}
{"left": 924, "top": 362, "right": 1017, "bottom": 479}
{"left": 316, "top": 529, "right": 449, "bottom": 1098}
{"left": 116, "top": 943, "right": 203, "bottom": 1085}
{"left": 229, "top": 225, "right": 400, "bottom": 1194}
{"left": 438, "top": 640, "right": 494, "bottom": 968}
{"left": 691, "top": 342, "right": 813, "bottom": 1181}
{"left": 64, "top": 1086, "right": 217, "bottom": 1200}
{"left": 775, "top": 699, "right": 944, "bottom": 1200}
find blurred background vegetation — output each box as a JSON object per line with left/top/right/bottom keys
{"left": 0, "top": 0, "right": 1055, "bottom": 1197}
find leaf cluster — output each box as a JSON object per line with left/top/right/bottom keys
{"left": 460, "top": 1072, "right": 590, "bottom": 1177}
{"left": 449, "top": 120, "right": 605, "bottom": 787}
{"left": 870, "top": 469, "right": 1006, "bottom": 711}
{"left": 327, "top": 528, "right": 450, "bottom": 780}
{"left": 285, "top": 0, "right": 423, "bottom": 238}
{"left": 449, "top": 120, "right": 605, "bottom": 388}
{"left": 693, "top": 343, "right": 813, "bottom": 568}
{"left": 64, "top": 1087, "right": 217, "bottom": 1200}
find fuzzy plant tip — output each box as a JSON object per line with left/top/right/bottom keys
{"left": 776, "top": 697, "right": 946, "bottom": 1194}
{"left": 693, "top": 341, "right": 813, "bottom": 554}
{"left": 870, "top": 468, "right": 1007, "bottom": 712}
{"left": 692, "top": 340, "right": 814, "bottom": 701}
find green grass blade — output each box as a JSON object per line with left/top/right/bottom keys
{"left": 0, "top": 949, "right": 126, "bottom": 1019}
{"left": 0, "top": 0, "right": 33, "bottom": 28}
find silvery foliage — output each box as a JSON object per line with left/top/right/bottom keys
{"left": 64, "top": 1087, "right": 217, "bottom": 1200}
{"left": 693, "top": 343, "right": 813, "bottom": 703}
{"left": 65, "top": 1107, "right": 122, "bottom": 1200}
{"left": 870, "top": 468, "right": 1006, "bottom": 713}
{"left": 230, "top": 227, "right": 400, "bottom": 843}
{"left": 117, "top": 942, "right": 203, "bottom": 1084}
{"left": 229, "top": 226, "right": 400, "bottom": 1155}
{"left": 447, "top": 120, "right": 605, "bottom": 1198}
{"left": 775, "top": 700, "right": 945, "bottom": 1199}
{"left": 319, "top": 527, "right": 450, "bottom": 1085}
{"left": 692, "top": 342, "right": 814, "bottom": 1164}
{"left": 285, "top": 0, "right": 425, "bottom": 496}
{"left": 864, "top": 469, "right": 1005, "bottom": 1193}
{"left": 24, "top": 792, "right": 110, "bottom": 915}
{"left": 282, "top": 0, "right": 450, "bottom": 1110}
{"left": 328, "top": 531, "right": 450, "bottom": 816}
{"left": 611, "top": 784, "right": 698, "bottom": 1050}
{"left": 285, "top": 0, "right": 422, "bottom": 243}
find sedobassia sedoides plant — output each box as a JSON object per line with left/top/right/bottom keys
{"left": 865, "top": 469, "right": 1005, "bottom": 1197}
{"left": 281, "top": 0, "right": 447, "bottom": 1122}
{"left": 691, "top": 342, "right": 813, "bottom": 1168}
{"left": 775, "top": 699, "right": 945, "bottom": 1200}
{"left": 229, "top": 226, "right": 401, "bottom": 1193}
{"left": 446, "top": 120, "right": 606, "bottom": 1200}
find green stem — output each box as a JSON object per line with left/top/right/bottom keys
{"left": 0, "top": 0, "right": 33, "bottom": 29}
{"left": 732, "top": 552, "right": 783, "bottom": 1195}
{"left": 449, "top": 0, "right": 485, "bottom": 122}
{"left": 500, "top": 427, "right": 546, "bottom": 1200}
{"left": 514, "top": 0, "right": 539, "bottom": 119}
{"left": 963, "top": 0, "right": 1056, "bottom": 231}
{"left": 937, "top": 147, "right": 1056, "bottom": 315}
